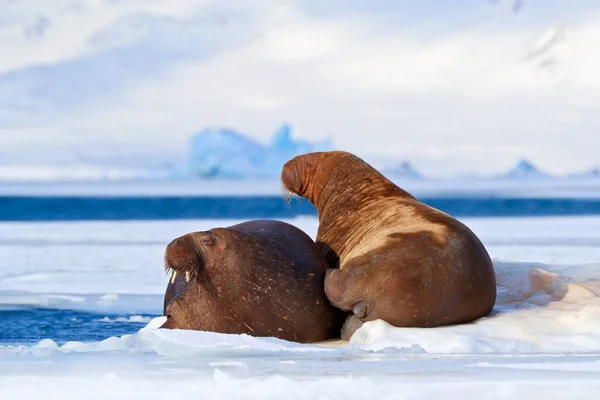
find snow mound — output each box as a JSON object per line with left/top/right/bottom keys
{"left": 176, "top": 124, "right": 333, "bottom": 178}
{"left": 352, "top": 261, "right": 600, "bottom": 353}
{"left": 0, "top": 317, "right": 336, "bottom": 358}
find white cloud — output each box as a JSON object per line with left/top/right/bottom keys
{"left": 0, "top": 0, "right": 599, "bottom": 176}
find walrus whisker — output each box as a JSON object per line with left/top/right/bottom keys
{"left": 164, "top": 255, "right": 201, "bottom": 285}
{"left": 280, "top": 181, "right": 293, "bottom": 207}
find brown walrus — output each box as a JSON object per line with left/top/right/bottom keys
{"left": 161, "top": 219, "right": 344, "bottom": 343}
{"left": 281, "top": 151, "right": 496, "bottom": 340}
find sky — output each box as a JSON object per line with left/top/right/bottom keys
{"left": 0, "top": 0, "right": 599, "bottom": 176}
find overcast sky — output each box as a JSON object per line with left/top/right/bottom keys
{"left": 0, "top": 0, "right": 599, "bottom": 176}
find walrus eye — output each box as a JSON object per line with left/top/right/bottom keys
{"left": 202, "top": 237, "right": 214, "bottom": 246}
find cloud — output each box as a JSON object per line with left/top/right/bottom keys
{"left": 0, "top": 0, "right": 599, "bottom": 175}
{"left": 0, "top": 0, "right": 265, "bottom": 107}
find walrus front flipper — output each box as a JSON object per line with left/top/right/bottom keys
{"left": 324, "top": 264, "right": 372, "bottom": 312}
{"left": 324, "top": 268, "right": 354, "bottom": 311}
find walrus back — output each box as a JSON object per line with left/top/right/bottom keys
{"left": 321, "top": 194, "right": 496, "bottom": 331}
{"left": 227, "top": 219, "right": 345, "bottom": 342}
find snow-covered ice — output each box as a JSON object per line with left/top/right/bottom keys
{"left": 1, "top": 215, "right": 600, "bottom": 398}
{"left": 98, "top": 316, "right": 154, "bottom": 324}
{"left": 2, "top": 349, "right": 598, "bottom": 400}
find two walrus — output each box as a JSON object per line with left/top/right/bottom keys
{"left": 161, "top": 150, "right": 496, "bottom": 343}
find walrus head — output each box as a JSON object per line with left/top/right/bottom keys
{"left": 280, "top": 152, "right": 321, "bottom": 202}
{"left": 162, "top": 230, "right": 231, "bottom": 329}
{"left": 164, "top": 232, "right": 214, "bottom": 285}
{"left": 282, "top": 151, "right": 389, "bottom": 208}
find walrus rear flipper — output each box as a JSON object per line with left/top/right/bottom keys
{"left": 325, "top": 268, "right": 372, "bottom": 340}
{"left": 160, "top": 317, "right": 177, "bottom": 329}
{"left": 340, "top": 315, "right": 364, "bottom": 341}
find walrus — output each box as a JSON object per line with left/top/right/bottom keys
{"left": 281, "top": 151, "right": 496, "bottom": 340}
{"left": 161, "top": 219, "right": 344, "bottom": 343}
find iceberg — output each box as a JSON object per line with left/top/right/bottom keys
{"left": 569, "top": 166, "right": 600, "bottom": 179}
{"left": 175, "top": 124, "right": 333, "bottom": 179}
{"left": 499, "top": 159, "right": 550, "bottom": 179}
{"left": 588, "top": 167, "right": 600, "bottom": 177}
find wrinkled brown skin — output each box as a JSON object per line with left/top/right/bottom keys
{"left": 281, "top": 151, "right": 497, "bottom": 340}
{"left": 161, "top": 220, "right": 344, "bottom": 343}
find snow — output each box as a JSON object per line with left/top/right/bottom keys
{"left": 98, "top": 316, "right": 154, "bottom": 324}
{"left": 175, "top": 124, "right": 333, "bottom": 178}
{"left": 2, "top": 215, "right": 600, "bottom": 398}
{"left": 1, "top": 354, "right": 598, "bottom": 400}
{"left": 19, "top": 319, "right": 334, "bottom": 358}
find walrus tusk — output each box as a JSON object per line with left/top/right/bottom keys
{"left": 171, "top": 271, "right": 178, "bottom": 284}
{"left": 186, "top": 271, "right": 190, "bottom": 282}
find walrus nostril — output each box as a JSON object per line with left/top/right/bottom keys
{"left": 168, "top": 238, "right": 183, "bottom": 248}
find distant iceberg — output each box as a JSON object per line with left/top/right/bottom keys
{"left": 499, "top": 159, "right": 550, "bottom": 179}
{"left": 175, "top": 124, "right": 333, "bottom": 179}
{"left": 569, "top": 166, "right": 600, "bottom": 179}
{"left": 582, "top": 167, "right": 600, "bottom": 177}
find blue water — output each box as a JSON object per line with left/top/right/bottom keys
{"left": 2, "top": 195, "right": 600, "bottom": 221}
{"left": 0, "top": 308, "right": 159, "bottom": 346}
